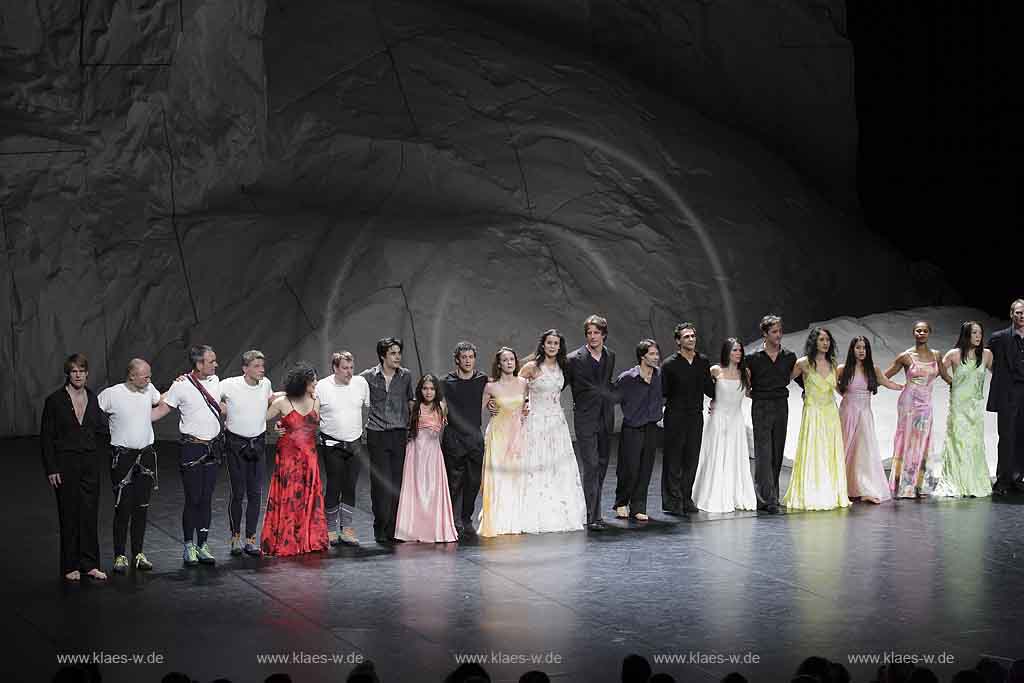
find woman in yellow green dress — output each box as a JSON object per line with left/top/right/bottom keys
{"left": 783, "top": 327, "right": 852, "bottom": 511}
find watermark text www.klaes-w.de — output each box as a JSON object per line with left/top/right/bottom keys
{"left": 56, "top": 651, "right": 164, "bottom": 666}
{"left": 848, "top": 652, "right": 956, "bottom": 666}
{"left": 652, "top": 651, "right": 761, "bottom": 665}
{"left": 454, "top": 651, "right": 564, "bottom": 666}
{"left": 256, "top": 651, "right": 364, "bottom": 665}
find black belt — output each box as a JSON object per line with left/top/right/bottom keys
{"left": 319, "top": 432, "right": 362, "bottom": 452}
{"left": 226, "top": 431, "right": 266, "bottom": 462}
{"left": 180, "top": 433, "right": 223, "bottom": 468}
{"left": 111, "top": 445, "right": 158, "bottom": 504}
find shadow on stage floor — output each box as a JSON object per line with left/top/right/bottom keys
{"left": 4, "top": 436, "right": 1022, "bottom": 682}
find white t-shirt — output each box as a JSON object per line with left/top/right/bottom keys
{"left": 98, "top": 383, "right": 162, "bottom": 449}
{"left": 162, "top": 375, "right": 222, "bottom": 440}
{"left": 315, "top": 375, "right": 369, "bottom": 444}
{"left": 219, "top": 376, "right": 273, "bottom": 438}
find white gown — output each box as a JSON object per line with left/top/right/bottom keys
{"left": 519, "top": 364, "right": 587, "bottom": 533}
{"left": 691, "top": 378, "right": 757, "bottom": 513}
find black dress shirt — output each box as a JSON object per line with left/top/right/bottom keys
{"left": 441, "top": 371, "right": 488, "bottom": 435}
{"left": 747, "top": 347, "right": 798, "bottom": 400}
{"left": 615, "top": 366, "right": 664, "bottom": 427}
{"left": 661, "top": 352, "right": 715, "bottom": 415}
{"left": 360, "top": 365, "right": 415, "bottom": 431}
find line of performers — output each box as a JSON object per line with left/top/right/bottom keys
{"left": 41, "top": 301, "right": 1024, "bottom": 581}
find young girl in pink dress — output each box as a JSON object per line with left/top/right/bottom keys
{"left": 395, "top": 374, "right": 458, "bottom": 543}
{"left": 836, "top": 336, "right": 904, "bottom": 504}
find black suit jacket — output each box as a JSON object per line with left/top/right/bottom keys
{"left": 566, "top": 345, "right": 616, "bottom": 435}
{"left": 40, "top": 386, "right": 107, "bottom": 475}
{"left": 987, "top": 326, "right": 1021, "bottom": 413}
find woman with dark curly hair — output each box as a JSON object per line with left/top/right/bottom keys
{"left": 394, "top": 374, "right": 458, "bottom": 542}
{"left": 782, "top": 327, "right": 851, "bottom": 511}
{"left": 260, "top": 362, "right": 329, "bottom": 556}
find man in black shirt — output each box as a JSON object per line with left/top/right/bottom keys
{"left": 441, "top": 342, "right": 489, "bottom": 535}
{"left": 40, "top": 353, "right": 108, "bottom": 581}
{"left": 987, "top": 299, "right": 1024, "bottom": 495}
{"left": 660, "top": 323, "right": 715, "bottom": 514}
{"left": 746, "top": 314, "right": 798, "bottom": 513}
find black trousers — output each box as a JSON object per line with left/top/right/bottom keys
{"left": 366, "top": 428, "right": 407, "bottom": 539}
{"left": 320, "top": 438, "right": 367, "bottom": 530}
{"left": 614, "top": 423, "right": 658, "bottom": 515}
{"left": 180, "top": 441, "right": 220, "bottom": 545}
{"left": 110, "top": 445, "right": 156, "bottom": 558}
{"left": 752, "top": 398, "right": 788, "bottom": 507}
{"left": 576, "top": 426, "right": 611, "bottom": 524}
{"left": 995, "top": 384, "right": 1024, "bottom": 487}
{"left": 442, "top": 429, "right": 484, "bottom": 528}
{"left": 662, "top": 411, "right": 703, "bottom": 511}
{"left": 225, "top": 432, "right": 265, "bottom": 538}
{"left": 55, "top": 449, "right": 101, "bottom": 574}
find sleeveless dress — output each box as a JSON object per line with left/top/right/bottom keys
{"left": 839, "top": 371, "right": 892, "bottom": 502}
{"left": 931, "top": 359, "right": 991, "bottom": 498}
{"left": 395, "top": 407, "right": 458, "bottom": 542}
{"left": 889, "top": 356, "right": 939, "bottom": 499}
{"left": 261, "top": 407, "right": 329, "bottom": 556}
{"left": 783, "top": 370, "right": 851, "bottom": 511}
{"left": 691, "top": 377, "right": 757, "bottom": 512}
{"left": 478, "top": 390, "right": 526, "bottom": 537}
{"left": 519, "top": 365, "right": 587, "bottom": 533}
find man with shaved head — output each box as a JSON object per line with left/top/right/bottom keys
{"left": 97, "top": 358, "right": 168, "bottom": 573}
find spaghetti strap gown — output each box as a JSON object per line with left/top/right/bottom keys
{"left": 931, "top": 359, "right": 991, "bottom": 498}
{"left": 395, "top": 407, "right": 458, "bottom": 542}
{"left": 889, "top": 356, "right": 939, "bottom": 499}
{"left": 691, "top": 378, "right": 757, "bottom": 512}
{"left": 260, "top": 407, "right": 329, "bottom": 556}
{"left": 478, "top": 392, "right": 526, "bottom": 537}
{"left": 783, "top": 370, "right": 851, "bottom": 511}
{"left": 839, "top": 372, "right": 892, "bottom": 502}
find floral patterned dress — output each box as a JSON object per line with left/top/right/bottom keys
{"left": 260, "top": 407, "right": 329, "bottom": 556}
{"left": 889, "top": 356, "right": 939, "bottom": 499}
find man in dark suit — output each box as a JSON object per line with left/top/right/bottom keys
{"left": 566, "top": 315, "right": 616, "bottom": 530}
{"left": 987, "top": 298, "right": 1024, "bottom": 496}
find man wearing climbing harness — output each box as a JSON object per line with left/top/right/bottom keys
{"left": 153, "top": 345, "right": 224, "bottom": 567}
{"left": 97, "top": 358, "right": 166, "bottom": 574}
{"left": 219, "top": 349, "right": 275, "bottom": 557}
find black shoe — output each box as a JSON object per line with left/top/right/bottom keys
{"left": 375, "top": 535, "right": 391, "bottom": 544}
{"left": 1013, "top": 481, "right": 1024, "bottom": 493}
{"left": 682, "top": 502, "right": 699, "bottom": 514}
{"left": 460, "top": 525, "right": 477, "bottom": 536}
{"left": 662, "top": 509, "right": 683, "bottom": 517}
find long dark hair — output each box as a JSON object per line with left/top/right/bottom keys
{"left": 284, "top": 362, "right": 317, "bottom": 398}
{"left": 804, "top": 327, "right": 837, "bottom": 368}
{"left": 408, "top": 374, "right": 444, "bottom": 441}
{"left": 490, "top": 347, "right": 519, "bottom": 381}
{"left": 528, "top": 329, "right": 568, "bottom": 388}
{"left": 838, "top": 336, "right": 878, "bottom": 395}
{"left": 954, "top": 321, "right": 984, "bottom": 367}
{"left": 718, "top": 337, "right": 750, "bottom": 392}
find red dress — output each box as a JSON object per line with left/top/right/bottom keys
{"left": 260, "top": 407, "right": 328, "bottom": 556}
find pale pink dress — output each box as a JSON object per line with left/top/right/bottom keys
{"left": 395, "top": 408, "right": 458, "bottom": 542}
{"left": 839, "top": 372, "right": 892, "bottom": 502}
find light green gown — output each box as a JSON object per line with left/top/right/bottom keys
{"left": 932, "top": 359, "right": 991, "bottom": 498}
{"left": 783, "top": 369, "right": 852, "bottom": 511}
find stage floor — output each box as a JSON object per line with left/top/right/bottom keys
{"left": 5, "top": 436, "right": 1021, "bottom": 682}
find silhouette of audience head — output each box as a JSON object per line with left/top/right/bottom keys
{"left": 264, "top": 674, "right": 292, "bottom": 683}
{"left": 1009, "top": 660, "right": 1024, "bottom": 683}
{"left": 444, "top": 662, "right": 491, "bottom": 683}
{"left": 722, "top": 673, "right": 749, "bottom": 683}
{"left": 518, "top": 671, "right": 551, "bottom": 683}
{"left": 649, "top": 674, "right": 676, "bottom": 683}
{"left": 909, "top": 668, "right": 939, "bottom": 683}
{"left": 347, "top": 660, "right": 381, "bottom": 683}
{"left": 976, "top": 657, "right": 1009, "bottom": 683}
{"left": 622, "top": 654, "right": 652, "bottom": 683}
{"left": 160, "top": 674, "right": 192, "bottom": 683}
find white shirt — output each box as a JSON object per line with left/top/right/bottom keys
{"left": 162, "top": 375, "right": 222, "bottom": 440}
{"left": 98, "top": 383, "right": 161, "bottom": 449}
{"left": 219, "top": 376, "right": 272, "bottom": 438}
{"left": 315, "top": 375, "right": 369, "bottom": 444}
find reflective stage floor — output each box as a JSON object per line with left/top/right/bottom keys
{"left": 4, "top": 437, "right": 1021, "bottom": 682}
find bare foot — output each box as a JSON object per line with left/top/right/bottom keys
{"left": 64, "top": 570, "right": 81, "bottom": 581}
{"left": 863, "top": 496, "right": 881, "bottom": 505}
{"left": 86, "top": 568, "right": 108, "bottom": 580}
{"left": 633, "top": 513, "right": 649, "bottom": 522}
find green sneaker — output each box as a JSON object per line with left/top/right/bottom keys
{"left": 183, "top": 542, "right": 199, "bottom": 567}
{"left": 133, "top": 553, "right": 153, "bottom": 571}
{"left": 112, "top": 555, "right": 129, "bottom": 574}
{"left": 230, "top": 534, "right": 242, "bottom": 556}
{"left": 196, "top": 543, "right": 216, "bottom": 565}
